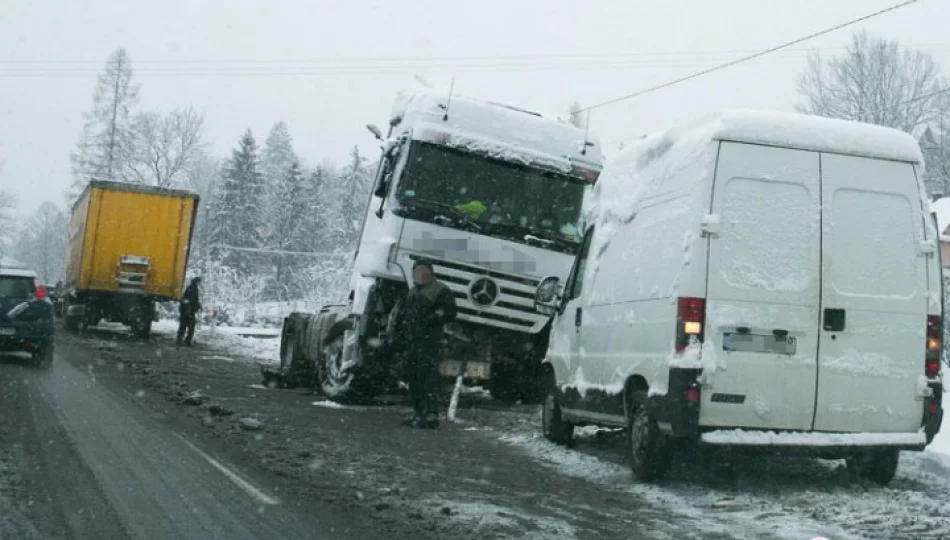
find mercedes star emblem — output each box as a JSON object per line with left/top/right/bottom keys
{"left": 469, "top": 278, "right": 499, "bottom": 307}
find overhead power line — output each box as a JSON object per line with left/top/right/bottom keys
{"left": 580, "top": 0, "right": 922, "bottom": 113}
{"left": 5, "top": 41, "right": 950, "bottom": 67}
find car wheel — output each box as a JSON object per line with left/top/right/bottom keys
{"left": 628, "top": 390, "right": 671, "bottom": 482}
{"left": 33, "top": 345, "right": 54, "bottom": 369}
{"left": 542, "top": 383, "right": 574, "bottom": 445}
{"left": 846, "top": 449, "right": 900, "bottom": 485}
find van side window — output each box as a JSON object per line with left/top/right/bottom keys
{"left": 568, "top": 228, "right": 594, "bottom": 300}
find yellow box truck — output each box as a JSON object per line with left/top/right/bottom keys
{"left": 63, "top": 180, "right": 199, "bottom": 337}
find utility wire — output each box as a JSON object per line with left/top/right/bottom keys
{"left": 580, "top": 0, "right": 922, "bottom": 112}
{"left": 5, "top": 41, "right": 950, "bottom": 66}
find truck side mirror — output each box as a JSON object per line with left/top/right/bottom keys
{"left": 366, "top": 124, "right": 384, "bottom": 141}
{"left": 535, "top": 276, "right": 562, "bottom": 317}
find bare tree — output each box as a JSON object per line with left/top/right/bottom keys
{"left": 125, "top": 107, "right": 205, "bottom": 187}
{"left": 70, "top": 48, "right": 140, "bottom": 199}
{"left": 184, "top": 151, "right": 222, "bottom": 272}
{"left": 0, "top": 163, "right": 17, "bottom": 255}
{"left": 13, "top": 202, "right": 68, "bottom": 283}
{"left": 797, "top": 31, "right": 947, "bottom": 134}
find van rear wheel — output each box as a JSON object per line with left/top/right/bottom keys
{"left": 627, "top": 391, "right": 671, "bottom": 482}
{"left": 846, "top": 449, "right": 900, "bottom": 485}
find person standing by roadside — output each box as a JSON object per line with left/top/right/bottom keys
{"left": 177, "top": 277, "right": 202, "bottom": 346}
{"left": 396, "top": 260, "right": 457, "bottom": 429}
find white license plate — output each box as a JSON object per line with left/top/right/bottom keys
{"left": 440, "top": 360, "right": 491, "bottom": 380}
{"left": 0, "top": 328, "right": 15, "bottom": 336}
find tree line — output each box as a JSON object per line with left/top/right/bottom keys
{"left": 5, "top": 30, "right": 950, "bottom": 306}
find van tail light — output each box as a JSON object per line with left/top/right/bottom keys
{"left": 926, "top": 315, "right": 941, "bottom": 378}
{"left": 686, "top": 386, "right": 701, "bottom": 404}
{"left": 676, "top": 297, "right": 706, "bottom": 353}
{"left": 34, "top": 279, "right": 46, "bottom": 301}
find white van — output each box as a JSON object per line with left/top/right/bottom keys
{"left": 534, "top": 110, "right": 944, "bottom": 485}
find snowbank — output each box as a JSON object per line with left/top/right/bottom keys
{"left": 153, "top": 319, "right": 281, "bottom": 365}
{"left": 929, "top": 423, "right": 950, "bottom": 456}
{"left": 930, "top": 197, "right": 950, "bottom": 238}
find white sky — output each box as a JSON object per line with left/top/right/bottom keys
{"left": 1, "top": 0, "right": 948, "bottom": 216}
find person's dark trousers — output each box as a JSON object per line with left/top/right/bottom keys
{"left": 177, "top": 312, "right": 196, "bottom": 345}
{"left": 407, "top": 355, "right": 440, "bottom": 426}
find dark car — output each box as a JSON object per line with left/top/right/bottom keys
{"left": 0, "top": 265, "right": 54, "bottom": 368}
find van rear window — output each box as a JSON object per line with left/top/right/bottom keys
{"left": 0, "top": 276, "right": 35, "bottom": 299}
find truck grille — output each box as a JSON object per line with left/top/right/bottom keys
{"left": 409, "top": 255, "right": 547, "bottom": 333}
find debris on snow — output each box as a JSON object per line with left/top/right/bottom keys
{"left": 312, "top": 400, "right": 346, "bottom": 409}
{"left": 239, "top": 417, "right": 263, "bottom": 430}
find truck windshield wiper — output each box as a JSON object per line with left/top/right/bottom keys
{"left": 396, "top": 197, "right": 482, "bottom": 232}
{"left": 524, "top": 227, "right": 574, "bottom": 247}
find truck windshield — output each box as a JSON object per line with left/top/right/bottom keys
{"left": 394, "top": 142, "right": 588, "bottom": 254}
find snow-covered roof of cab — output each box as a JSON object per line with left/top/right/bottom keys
{"left": 0, "top": 257, "right": 36, "bottom": 278}
{"left": 702, "top": 109, "right": 923, "bottom": 163}
{"left": 390, "top": 87, "right": 602, "bottom": 173}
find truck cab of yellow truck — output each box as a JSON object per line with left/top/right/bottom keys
{"left": 62, "top": 181, "right": 199, "bottom": 338}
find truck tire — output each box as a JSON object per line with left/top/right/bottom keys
{"left": 64, "top": 312, "right": 79, "bottom": 332}
{"left": 313, "top": 312, "right": 339, "bottom": 386}
{"left": 628, "top": 390, "right": 672, "bottom": 482}
{"left": 63, "top": 298, "right": 80, "bottom": 332}
{"left": 279, "top": 313, "right": 314, "bottom": 387}
{"left": 320, "top": 317, "right": 381, "bottom": 403}
{"left": 847, "top": 449, "right": 900, "bottom": 485}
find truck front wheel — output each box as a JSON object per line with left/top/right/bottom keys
{"left": 320, "top": 321, "right": 382, "bottom": 404}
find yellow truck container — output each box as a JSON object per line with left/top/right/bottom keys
{"left": 63, "top": 180, "right": 199, "bottom": 337}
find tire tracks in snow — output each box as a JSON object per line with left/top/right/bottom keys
{"left": 499, "top": 428, "right": 950, "bottom": 540}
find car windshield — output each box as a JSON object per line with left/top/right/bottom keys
{"left": 395, "top": 142, "right": 588, "bottom": 253}
{"left": 0, "top": 276, "right": 34, "bottom": 299}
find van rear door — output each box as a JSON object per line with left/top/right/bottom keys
{"left": 813, "top": 155, "right": 928, "bottom": 433}
{"left": 702, "top": 142, "right": 821, "bottom": 431}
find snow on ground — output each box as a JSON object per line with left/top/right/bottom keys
{"left": 500, "top": 427, "right": 950, "bottom": 540}
{"left": 928, "top": 422, "right": 950, "bottom": 456}
{"left": 152, "top": 319, "right": 281, "bottom": 365}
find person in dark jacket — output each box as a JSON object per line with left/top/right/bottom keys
{"left": 177, "top": 277, "right": 202, "bottom": 346}
{"left": 397, "top": 260, "right": 457, "bottom": 429}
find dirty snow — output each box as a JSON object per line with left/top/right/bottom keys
{"left": 563, "top": 364, "right": 624, "bottom": 398}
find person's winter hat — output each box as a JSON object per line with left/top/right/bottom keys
{"left": 412, "top": 259, "right": 434, "bottom": 272}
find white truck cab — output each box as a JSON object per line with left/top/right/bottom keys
{"left": 280, "top": 87, "right": 602, "bottom": 403}
{"left": 535, "top": 110, "right": 943, "bottom": 485}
